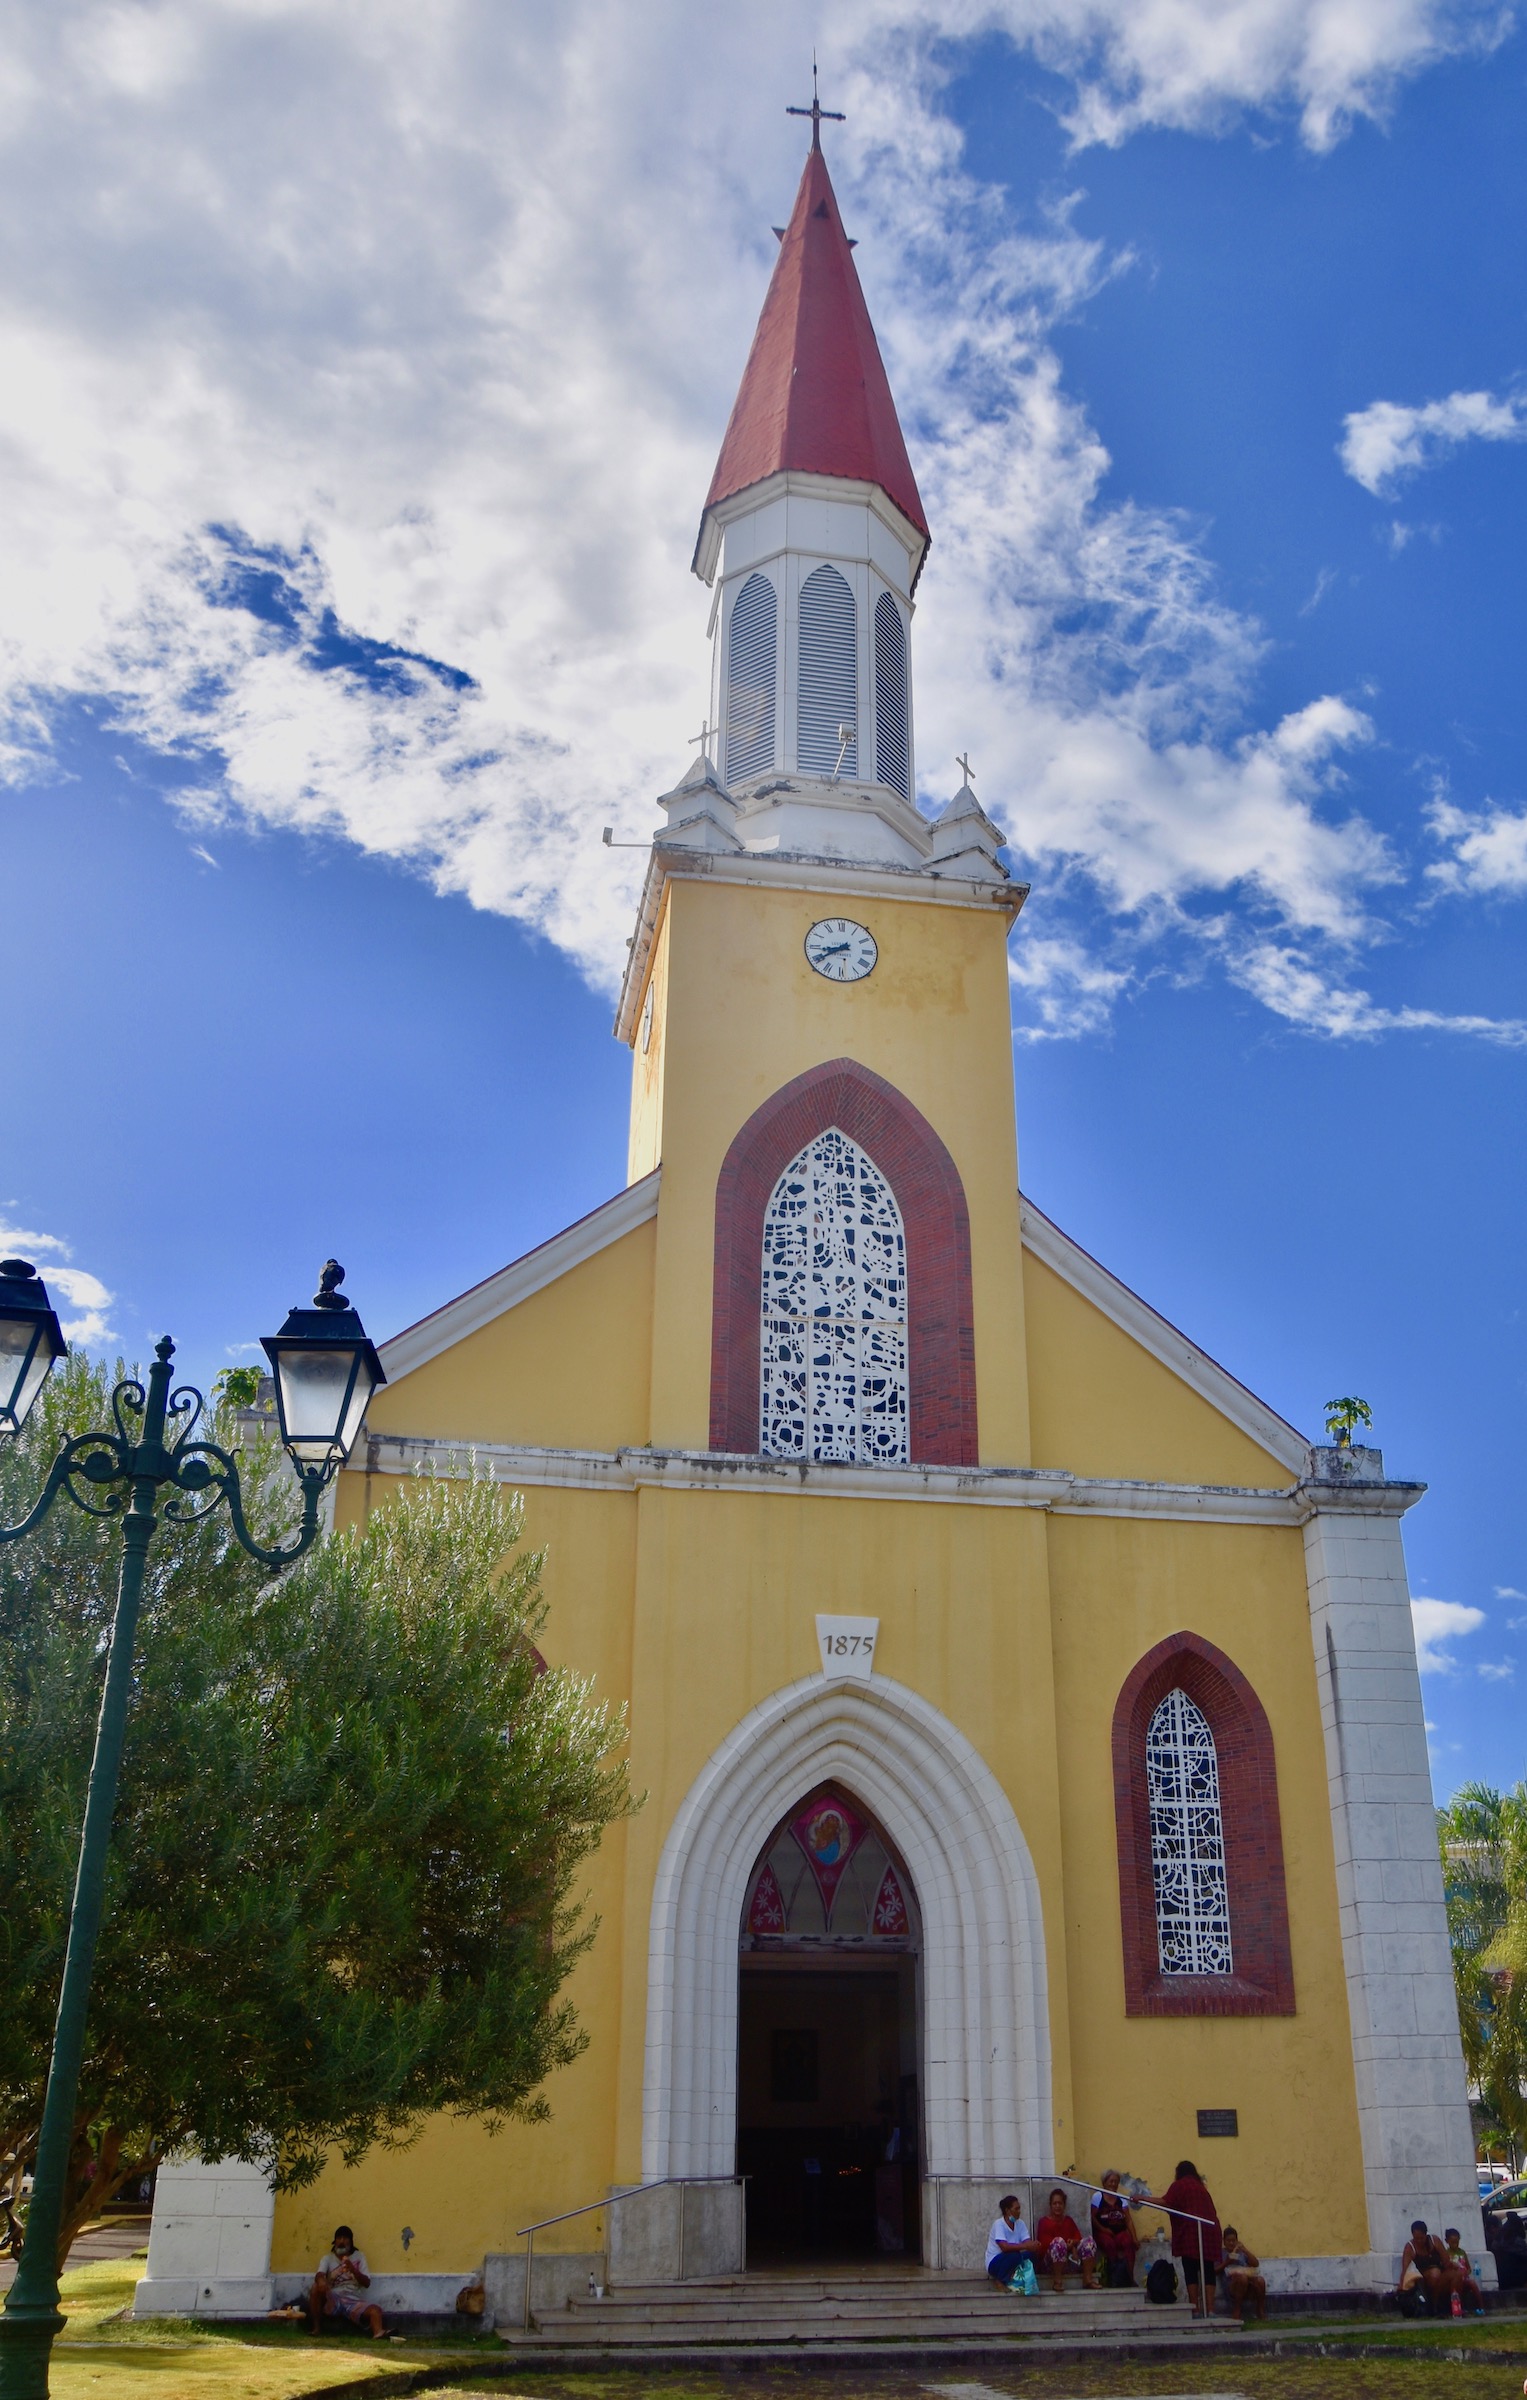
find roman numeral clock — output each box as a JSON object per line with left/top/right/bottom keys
{"left": 805, "top": 917, "right": 878, "bottom": 982}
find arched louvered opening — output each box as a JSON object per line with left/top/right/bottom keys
{"left": 726, "top": 573, "right": 777, "bottom": 783}
{"left": 760, "top": 1126, "right": 908, "bottom": 1465}
{"left": 873, "top": 593, "right": 910, "bottom": 801}
{"left": 797, "top": 565, "right": 857, "bottom": 778}
{"left": 1146, "top": 1688, "right": 1233, "bottom": 1977}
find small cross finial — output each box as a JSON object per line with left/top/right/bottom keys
{"left": 688, "top": 715, "right": 717, "bottom": 764}
{"left": 787, "top": 57, "right": 845, "bottom": 152}
{"left": 956, "top": 751, "right": 975, "bottom": 786}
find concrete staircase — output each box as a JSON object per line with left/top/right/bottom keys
{"left": 497, "top": 2266, "right": 1223, "bottom": 2352}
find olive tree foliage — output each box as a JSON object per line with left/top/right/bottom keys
{"left": 1438, "top": 1781, "right": 1527, "bottom": 2161}
{"left": 0, "top": 1353, "right": 632, "bottom": 2267}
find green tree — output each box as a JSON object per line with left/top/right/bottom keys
{"left": 0, "top": 1354, "right": 631, "bottom": 2268}
{"left": 1438, "top": 1780, "right": 1527, "bottom": 2163}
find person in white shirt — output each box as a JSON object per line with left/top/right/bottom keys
{"left": 985, "top": 2194, "right": 1039, "bottom": 2288}
{"left": 305, "top": 2224, "right": 386, "bottom": 2338}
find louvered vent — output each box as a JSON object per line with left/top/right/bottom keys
{"left": 874, "top": 593, "right": 910, "bottom": 801}
{"left": 797, "top": 565, "right": 857, "bottom": 777}
{"left": 726, "top": 573, "right": 777, "bottom": 783}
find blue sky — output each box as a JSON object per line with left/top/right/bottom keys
{"left": 2, "top": 2, "right": 1524, "bottom": 1794}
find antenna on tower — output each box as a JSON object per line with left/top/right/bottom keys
{"left": 787, "top": 56, "right": 845, "bottom": 151}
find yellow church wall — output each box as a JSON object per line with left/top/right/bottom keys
{"left": 644, "top": 874, "right": 1033, "bottom": 1465}
{"left": 1046, "top": 1511, "right": 1369, "bottom": 2257}
{"left": 626, "top": 904, "right": 670, "bottom": 1184}
{"left": 607, "top": 1482, "right": 1077, "bottom": 2185}
{"left": 357, "top": 1215, "right": 656, "bottom": 1454}
{"left": 1022, "top": 1249, "right": 1291, "bottom": 1490}
{"left": 282, "top": 1474, "right": 642, "bottom": 2273}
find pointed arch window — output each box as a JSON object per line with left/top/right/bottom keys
{"left": 1146, "top": 1687, "right": 1233, "bottom": 1977}
{"left": 760, "top": 1126, "right": 908, "bottom": 1464}
{"left": 873, "top": 592, "right": 910, "bottom": 801}
{"left": 797, "top": 564, "right": 857, "bottom": 777}
{"left": 726, "top": 572, "right": 777, "bottom": 783}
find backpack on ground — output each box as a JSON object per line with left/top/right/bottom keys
{"left": 1145, "top": 2258, "right": 1178, "bottom": 2305}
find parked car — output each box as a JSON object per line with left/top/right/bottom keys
{"left": 1482, "top": 2178, "right": 1527, "bottom": 2221}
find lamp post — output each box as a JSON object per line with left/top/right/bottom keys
{"left": 0, "top": 1257, "right": 384, "bottom": 2400}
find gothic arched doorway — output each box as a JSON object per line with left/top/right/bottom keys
{"left": 737, "top": 1783, "right": 921, "bottom": 2259}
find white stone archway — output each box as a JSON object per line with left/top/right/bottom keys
{"left": 642, "top": 1673, "right": 1053, "bottom": 2182}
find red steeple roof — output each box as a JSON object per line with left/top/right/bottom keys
{"left": 696, "top": 144, "right": 928, "bottom": 569}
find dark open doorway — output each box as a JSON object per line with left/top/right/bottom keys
{"left": 736, "top": 1785, "right": 921, "bottom": 2260}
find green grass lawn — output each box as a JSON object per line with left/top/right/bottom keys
{"left": 46, "top": 2253, "right": 477, "bottom": 2400}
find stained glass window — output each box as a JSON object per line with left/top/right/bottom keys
{"left": 1146, "top": 1687, "right": 1233, "bottom": 1976}
{"left": 741, "top": 1785, "right": 918, "bottom": 1948}
{"left": 760, "top": 1127, "right": 908, "bottom": 1464}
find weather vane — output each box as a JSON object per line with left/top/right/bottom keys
{"left": 787, "top": 56, "right": 844, "bottom": 151}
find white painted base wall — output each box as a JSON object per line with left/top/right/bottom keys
{"left": 134, "top": 2155, "right": 276, "bottom": 2317}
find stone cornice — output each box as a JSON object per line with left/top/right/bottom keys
{"left": 350, "top": 1433, "right": 1423, "bottom": 1525}
{"left": 615, "top": 844, "right": 1026, "bottom": 1043}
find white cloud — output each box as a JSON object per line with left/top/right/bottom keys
{"left": 1227, "top": 941, "right": 1527, "bottom": 1043}
{"left": 0, "top": 1, "right": 1511, "bottom": 1033}
{"left": 1340, "top": 388, "right": 1527, "bottom": 497}
{"left": 0, "top": 1220, "right": 115, "bottom": 1347}
{"left": 1008, "top": 924, "right": 1133, "bottom": 1039}
{"left": 1497, "top": 1586, "right": 1527, "bottom": 1599}
{"left": 1427, "top": 795, "right": 1527, "bottom": 897}
{"left": 887, "top": 0, "right": 1511, "bottom": 151}
{"left": 1478, "top": 1660, "right": 1515, "bottom": 1681}
{"left": 1411, "top": 1596, "right": 1486, "bottom": 1675}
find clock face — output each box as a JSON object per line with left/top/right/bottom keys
{"left": 805, "top": 918, "right": 878, "bottom": 984}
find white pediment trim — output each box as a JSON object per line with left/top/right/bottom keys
{"left": 1019, "top": 1194, "right": 1311, "bottom": 1478}
{"left": 378, "top": 1171, "right": 661, "bottom": 1383}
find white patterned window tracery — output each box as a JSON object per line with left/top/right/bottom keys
{"left": 760, "top": 1127, "right": 908, "bottom": 1465}
{"left": 1146, "top": 1687, "right": 1234, "bottom": 1977}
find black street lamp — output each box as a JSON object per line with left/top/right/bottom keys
{"left": 0, "top": 1259, "right": 384, "bottom": 2400}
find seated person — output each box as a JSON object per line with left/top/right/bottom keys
{"left": 1220, "top": 2226, "right": 1267, "bottom": 2322}
{"left": 1444, "top": 2227, "right": 1486, "bottom": 2315}
{"left": 1493, "top": 2212, "right": 1527, "bottom": 2292}
{"left": 1090, "top": 2171, "right": 1139, "bottom": 2288}
{"left": 1035, "top": 2187, "right": 1099, "bottom": 2293}
{"left": 984, "top": 2194, "right": 1040, "bottom": 2289}
{"left": 1397, "top": 2219, "right": 1454, "bottom": 2313}
{"left": 306, "top": 2225, "right": 386, "bottom": 2338}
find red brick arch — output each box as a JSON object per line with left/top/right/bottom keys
{"left": 1112, "top": 1631, "right": 1295, "bottom": 2017}
{"left": 709, "top": 1058, "right": 977, "bottom": 1464}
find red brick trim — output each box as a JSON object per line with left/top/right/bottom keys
{"left": 709, "top": 1058, "right": 977, "bottom": 1463}
{"left": 1111, "top": 1632, "right": 1295, "bottom": 2017}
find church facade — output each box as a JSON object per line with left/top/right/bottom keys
{"left": 142, "top": 134, "right": 1481, "bottom": 2316}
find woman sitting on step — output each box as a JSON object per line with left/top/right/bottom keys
{"left": 1034, "top": 2189, "right": 1099, "bottom": 2294}
{"left": 1090, "top": 2171, "right": 1139, "bottom": 2287}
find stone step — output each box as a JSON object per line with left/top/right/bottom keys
{"left": 501, "top": 2317, "right": 1219, "bottom": 2349}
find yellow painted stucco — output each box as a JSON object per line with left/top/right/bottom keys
{"left": 274, "top": 860, "right": 1370, "bottom": 2279}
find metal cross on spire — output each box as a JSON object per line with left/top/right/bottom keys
{"left": 688, "top": 715, "right": 717, "bottom": 765}
{"left": 787, "top": 57, "right": 845, "bottom": 151}
{"left": 956, "top": 751, "right": 975, "bottom": 786}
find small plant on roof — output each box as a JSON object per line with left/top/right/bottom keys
{"left": 1324, "top": 1396, "right": 1373, "bottom": 1448}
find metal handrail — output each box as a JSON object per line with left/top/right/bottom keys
{"left": 515, "top": 2176, "right": 745, "bottom": 2331}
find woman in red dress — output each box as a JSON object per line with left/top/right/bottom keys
{"left": 1034, "top": 2187, "right": 1099, "bottom": 2294}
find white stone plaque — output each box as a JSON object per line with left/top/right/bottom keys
{"left": 816, "top": 1614, "right": 879, "bottom": 1680}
